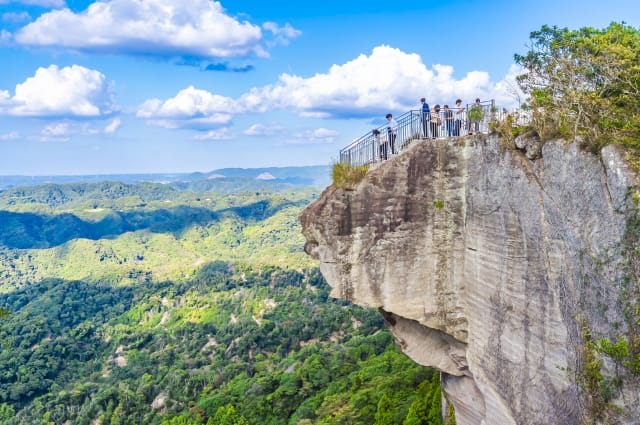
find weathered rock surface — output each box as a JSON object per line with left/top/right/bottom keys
{"left": 300, "top": 136, "right": 640, "bottom": 425}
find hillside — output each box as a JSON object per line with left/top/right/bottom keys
{"left": 0, "top": 181, "right": 442, "bottom": 425}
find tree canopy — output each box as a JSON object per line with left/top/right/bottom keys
{"left": 515, "top": 22, "right": 640, "bottom": 160}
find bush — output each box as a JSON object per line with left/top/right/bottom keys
{"left": 467, "top": 106, "right": 484, "bottom": 122}
{"left": 332, "top": 163, "right": 369, "bottom": 190}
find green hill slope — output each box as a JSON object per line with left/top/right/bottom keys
{"left": 0, "top": 182, "right": 443, "bottom": 425}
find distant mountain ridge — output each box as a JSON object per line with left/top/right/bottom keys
{"left": 0, "top": 165, "right": 331, "bottom": 191}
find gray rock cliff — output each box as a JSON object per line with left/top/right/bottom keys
{"left": 300, "top": 136, "right": 640, "bottom": 425}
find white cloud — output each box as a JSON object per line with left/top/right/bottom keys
{"left": 0, "top": 0, "right": 65, "bottom": 7}
{"left": 240, "top": 45, "right": 511, "bottom": 118}
{"left": 0, "top": 29, "right": 12, "bottom": 44}
{"left": 137, "top": 86, "right": 234, "bottom": 130}
{"left": 136, "top": 45, "right": 523, "bottom": 132}
{"left": 193, "top": 128, "right": 233, "bottom": 140}
{"left": 104, "top": 118, "right": 121, "bottom": 134}
{"left": 288, "top": 127, "right": 338, "bottom": 144}
{"left": 0, "top": 64, "right": 115, "bottom": 117}
{"left": 12, "top": 0, "right": 298, "bottom": 60}
{"left": 262, "top": 22, "right": 301, "bottom": 46}
{"left": 2, "top": 12, "right": 31, "bottom": 23}
{"left": 491, "top": 64, "right": 526, "bottom": 108}
{"left": 0, "top": 131, "right": 19, "bottom": 141}
{"left": 243, "top": 123, "right": 285, "bottom": 136}
{"left": 39, "top": 120, "right": 120, "bottom": 141}
{"left": 41, "top": 122, "right": 71, "bottom": 137}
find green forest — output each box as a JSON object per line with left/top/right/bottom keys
{"left": 0, "top": 180, "right": 443, "bottom": 425}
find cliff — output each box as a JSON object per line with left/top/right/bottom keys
{"left": 300, "top": 135, "right": 640, "bottom": 425}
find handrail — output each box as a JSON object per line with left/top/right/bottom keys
{"left": 338, "top": 100, "right": 531, "bottom": 167}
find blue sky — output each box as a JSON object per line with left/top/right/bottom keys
{"left": 0, "top": 0, "right": 638, "bottom": 175}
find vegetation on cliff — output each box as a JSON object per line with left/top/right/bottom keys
{"left": 332, "top": 163, "right": 369, "bottom": 190}
{"left": 515, "top": 22, "right": 640, "bottom": 164}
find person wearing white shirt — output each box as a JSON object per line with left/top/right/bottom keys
{"left": 385, "top": 113, "right": 398, "bottom": 155}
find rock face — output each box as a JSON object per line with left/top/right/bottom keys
{"left": 300, "top": 136, "right": 640, "bottom": 425}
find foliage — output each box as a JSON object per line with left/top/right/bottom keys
{"left": 488, "top": 112, "right": 531, "bottom": 145}
{"left": 0, "top": 183, "right": 320, "bottom": 291}
{"left": 433, "top": 200, "right": 445, "bottom": 210}
{"left": 579, "top": 325, "right": 609, "bottom": 422}
{"left": 0, "top": 268, "right": 440, "bottom": 425}
{"left": 0, "top": 182, "right": 443, "bottom": 425}
{"left": 402, "top": 374, "right": 442, "bottom": 425}
{"left": 332, "top": 163, "right": 369, "bottom": 190}
{"left": 445, "top": 401, "right": 456, "bottom": 425}
{"left": 374, "top": 394, "right": 394, "bottom": 425}
{"left": 514, "top": 22, "right": 640, "bottom": 159}
{"left": 597, "top": 336, "right": 630, "bottom": 363}
{"left": 466, "top": 106, "right": 484, "bottom": 122}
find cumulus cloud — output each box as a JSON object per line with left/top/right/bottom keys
{"left": 0, "top": 0, "right": 65, "bottom": 7}
{"left": 0, "top": 64, "right": 115, "bottom": 117}
{"left": 12, "top": 0, "right": 299, "bottom": 60}
{"left": 104, "top": 118, "right": 121, "bottom": 134}
{"left": 193, "top": 128, "right": 233, "bottom": 140}
{"left": 243, "top": 123, "right": 285, "bottom": 136}
{"left": 136, "top": 85, "right": 235, "bottom": 130}
{"left": 239, "top": 45, "right": 514, "bottom": 118}
{"left": 137, "top": 45, "right": 523, "bottom": 131}
{"left": 491, "top": 64, "right": 526, "bottom": 108}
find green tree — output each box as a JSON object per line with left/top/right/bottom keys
{"left": 0, "top": 403, "right": 15, "bottom": 421}
{"left": 211, "top": 404, "right": 249, "bottom": 425}
{"left": 374, "top": 394, "right": 395, "bottom": 425}
{"left": 403, "top": 375, "right": 443, "bottom": 425}
{"left": 161, "top": 414, "right": 201, "bottom": 425}
{"left": 514, "top": 22, "right": 640, "bottom": 156}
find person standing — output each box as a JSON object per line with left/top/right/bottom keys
{"left": 430, "top": 105, "right": 441, "bottom": 139}
{"left": 453, "top": 99, "right": 464, "bottom": 136}
{"left": 468, "top": 98, "right": 483, "bottom": 135}
{"left": 420, "top": 98, "right": 430, "bottom": 139}
{"left": 373, "top": 129, "right": 387, "bottom": 161}
{"left": 386, "top": 113, "right": 398, "bottom": 155}
{"left": 443, "top": 105, "right": 454, "bottom": 137}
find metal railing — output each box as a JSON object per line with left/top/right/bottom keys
{"left": 339, "top": 100, "right": 531, "bottom": 167}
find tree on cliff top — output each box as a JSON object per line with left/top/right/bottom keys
{"left": 515, "top": 22, "right": 640, "bottom": 160}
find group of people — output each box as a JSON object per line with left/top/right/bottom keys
{"left": 373, "top": 98, "right": 484, "bottom": 161}
{"left": 372, "top": 113, "right": 398, "bottom": 160}
{"left": 421, "top": 97, "right": 483, "bottom": 139}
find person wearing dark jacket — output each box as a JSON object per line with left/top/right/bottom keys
{"left": 421, "top": 98, "right": 430, "bottom": 139}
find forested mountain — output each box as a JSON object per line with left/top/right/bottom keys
{"left": 0, "top": 165, "right": 331, "bottom": 192}
{"left": 0, "top": 181, "right": 443, "bottom": 425}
